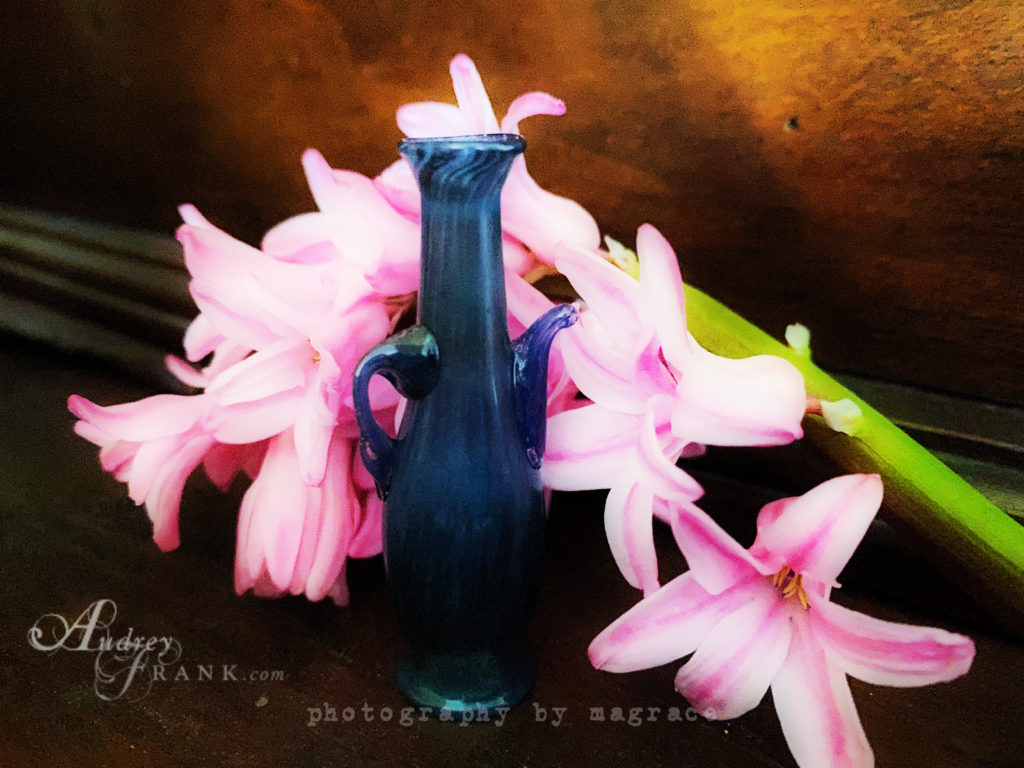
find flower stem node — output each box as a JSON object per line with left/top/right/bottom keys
{"left": 784, "top": 323, "right": 811, "bottom": 357}
{"left": 820, "top": 398, "right": 864, "bottom": 436}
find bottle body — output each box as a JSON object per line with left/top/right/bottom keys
{"left": 352, "top": 134, "right": 575, "bottom": 713}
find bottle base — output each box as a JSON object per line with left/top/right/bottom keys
{"left": 397, "top": 649, "right": 534, "bottom": 717}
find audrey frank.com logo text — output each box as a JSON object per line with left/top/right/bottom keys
{"left": 27, "top": 598, "right": 285, "bottom": 700}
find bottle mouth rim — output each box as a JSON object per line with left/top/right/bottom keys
{"left": 398, "top": 133, "right": 526, "bottom": 153}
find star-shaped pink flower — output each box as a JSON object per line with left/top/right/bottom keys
{"left": 589, "top": 474, "right": 975, "bottom": 768}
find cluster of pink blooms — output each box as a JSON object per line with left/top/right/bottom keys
{"left": 70, "top": 54, "right": 974, "bottom": 767}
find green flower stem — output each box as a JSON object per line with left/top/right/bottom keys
{"left": 683, "top": 285, "right": 1024, "bottom": 637}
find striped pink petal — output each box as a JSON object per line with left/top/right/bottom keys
{"left": 589, "top": 571, "right": 748, "bottom": 673}
{"left": 750, "top": 474, "right": 883, "bottom": 585}
{"left": 145, "top": 433, "right": 216, "bottom": 552}
{"left": 501, "top": 159, "right": 601, "bottom": 265}
{"left": 205, "top": 339, "right": 310, "bottom": 406}
{"left": 540, "top": 404, "right": 640, "bottom": 490}
{"left": 304, "top": 436, "right": 358, "bottom": 600}
{"left": 293, "top": 379, "right": 338, "bottom": 488}
{"left": 251, "top": 432, "right": 313, "bottom": 590}
{"left": 674, "top": 586, "right": 792, "bottom": 720}
{"left": 260, "top": 212, "right": 342, "bottom": 259}
{"left": 67, "top": 393, "right": 204, "bottom": 442}
{"left": 348, "top": 492, "right": 384, "bottom": 559}
{"left": 500, "top": 91, "right": 566, "bottom": 134}
{"left": 559, "top": 319, "right": 646, "bottom": 414}
{"left": 300, "top": 148, "right": 346, "bottom": 214}
{"left": 671, "top": 343, "right": 805, "bottom": 446}
{"left": 373, "top": 160, "right": 420, "bottom": 217}
{"left": 555, "top": 242, "right": 648, "bottom": 352}
{"left": 811, "top": 595, "right": 974, "bottom": 687}
{"left": 204, "top": 388, "right": 304, "bottom": 444}
{"left": 396, "top": 101, "right": 469, "bottom": 138}
{"left": 165, "top": 355, "right": 207, "bottom": 388}
{"left": 635, "top": 398, "right": 703, "bottom": 501}
{"left": 636, "top": 223, "right": 691, "bottom": 371}
{"left": 448, "top": 54, "right": 500, "bottom": 133}
{"left": 126, "top": 434, "right": 180, "bottom": 504}
{"left": 604, "top": 471, "right": 659, "bottom": 594}
{"left": 771, "top": 613, "right": 873, "bottom": 768}
{"left": 668, "top": 501, "right": 774, "bottom": 595}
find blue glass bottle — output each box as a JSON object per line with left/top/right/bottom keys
{"left": 352, "top": 134, "right": 577, "bottom": 714}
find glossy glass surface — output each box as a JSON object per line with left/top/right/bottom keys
{"left": 353, "top": 134, "right": 575, "bottom": 714}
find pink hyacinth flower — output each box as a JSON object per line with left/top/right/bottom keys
{"left": 235, "top": 429, "right": 383, "bottom": 606}
{"left": 261, "top": 148, "right": 422, "bottom": 296}
{"left": 177, "top": 215, "right": 397, "bottom": 488}
{"left": 543, "top": 223, "right": 805, "bottom": 594}
{"left": 68, "top": 392, "right": 215, "bottom": 552}
{"left": 589, "top": 474, "right": 976, "bottom": 768}
{"left": 374, "top": 53, "right": 600, "bottom": 268}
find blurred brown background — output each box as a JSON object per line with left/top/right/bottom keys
{"left": 1, "top": 0, "right": 1022, "bottom": 406}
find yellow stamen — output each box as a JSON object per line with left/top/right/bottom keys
{"left": 771, "top": 566, "right": 810, "bottom": 611}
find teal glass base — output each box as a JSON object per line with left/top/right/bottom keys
{"left": 397, "top": 649, "right": 535, "bottom": 716}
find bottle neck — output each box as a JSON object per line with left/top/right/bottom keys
{"left": 400, "top": 136, "right": 525, "bottom": 363}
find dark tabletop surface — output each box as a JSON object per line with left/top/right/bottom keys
{"left": 1, "top": 333, "right": 1021, "bottom": 768}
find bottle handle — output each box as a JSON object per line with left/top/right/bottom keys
{"left": 352, "top": 325, "right": 440, "bottom": 500}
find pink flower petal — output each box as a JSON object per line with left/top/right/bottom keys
{"left": 165, "top": 355, "right": 207, "bottom": 388}
{"left": 502, "top": 236, "right": 536, "bottom": 276}
{"left": 604, "top": 472, "right": 659, "bottom": 594}
{"left": 505, "top": 270, "right": 555, "bottom": 328}
{"left": 555, "top": 242, "right": 648, "bottom": 351}
{"left": 751, "top": 475, "right": 883, "bottom": 585}
{"left": 126, "top": 434, "right": 180, "bottom": 504}
{"left": 178, "top": 203, "right": 214, "bottom": 228}
{"left": 558, "top": 321, "right": 646, "bottom": 414}
{"left": 293, "top": 380, "right": 339, "bottom": 487}
{"left": 349, "top": 492, "right": 384, "bottom": 558}
{"left": 449, "top": 54, "right": 500, "bottom": 133}
{"left": 671, "top": 344, "right": 806, "bottom": 446}
{"left": 636, "top": 223, "right": 691, "bottom": 371}
{"left": 305, "top": 436, "right": 359, "bottom": 600}
{"left": 98, "top": 440, "right": 136, "bottom": 475}
{"left": 300, "top": 148, "right": 346, "bottom": 214}
{"left": 202, "top": 442, "right": 248, "bottom": 492}
{"left": 182, "top": 313, "right": 225, "bottom": 362}
{"left": 501, "top": 159, "right": 601, "bottom": 265}
{"left": 288, "top": 486, "right": 323, "bottom": 596}
{"left": 396, "top": 101, "right": 469, "bottom": 138}
{"left": 771, "top": 614, "right": 873, "bottom": 768}
{"left": 205, "top": 340, "right": 310, "bottom": 406}
{"left": 71, "top": 418, "right": 109, "bottom": 448}
{"left": 589, "top": 571, "right": 750, "bottom": 673}
{"left": 68, "top": 394, "right": 204, "bottom": 442}
{"left": 373, "top": 160, "right": 420, "bottom": 217}
{"left": 635, "top": 399, "right": 703, "bottom": 501}
{"left": 674, "top": 587, "right": 792, "bottom": 720}
{"left": 260, "top": 212, "right": 343, "bottom": 259}
{"left": 145, "top": 434, "right": 216, "bottom": 552}
{"left": 500, "top": 92, "right": 566, "bottom": 134}
{"left": 251, "top": 433, "right": 312, "bottom": 590}
{"left": 811, "top": 595, "right": 974, "bottom": 687}
{"left": 181, "top": 225, "right": 335, "bottom": 344}
{"left": 326, "top": 566, "right": 351, "bottom": 607}
{"left": 540, "top": 405, "right": 641, "bottom": 490}
{"left": 668, "top": 501, "right": 774, "bottom": 595}
{"left": 204, "top": 388, "right": 304, "bottom": 444}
